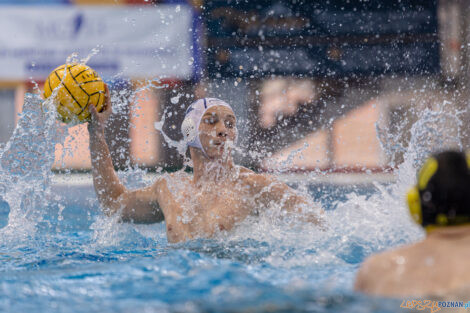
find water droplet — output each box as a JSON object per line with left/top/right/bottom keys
{"left": 170, "top": 96, "right": 180, "bottom": 104}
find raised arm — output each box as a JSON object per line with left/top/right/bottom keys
{"left": 87, "top": 85, "right": 163, "bottom": 223}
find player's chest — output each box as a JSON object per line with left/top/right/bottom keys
{"left": 188, "top": 188, "right": 253, "bottom": 222}
{"left": 194, "top": 191, "right": 245, "bottom": 214}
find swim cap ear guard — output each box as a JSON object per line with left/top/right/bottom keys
{"left": 406, "top": 152, "right": 470, "bottom": 231}
{"left": 407, "top": 157, "right": 439, "bottom": 226}
{"left": 181, "top": 115, "right": 197, "bottom": 144}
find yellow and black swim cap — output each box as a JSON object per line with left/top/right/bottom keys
{"left": 407, "top": 150, "right": 470, "bottom": 231}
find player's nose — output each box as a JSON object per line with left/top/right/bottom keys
{"left": 216, "top": 122, "right": 227, "bottom": 138}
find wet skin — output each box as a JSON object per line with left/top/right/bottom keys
{"left": 355, "top": 225, "right": 470, "bottom": 297}
{"left": 88, "top": 87, "right": 322, "bottom": 243}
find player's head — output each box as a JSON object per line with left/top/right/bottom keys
{"left": 181, "top": 98, "right": 237, "bottom": 159}
{"left": 407, "top": 150, "right": 470, "bottom": 231}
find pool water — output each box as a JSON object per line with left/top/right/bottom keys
{"left": 0, "top": 181, "right": 416, "bottom": 313}
{"left": 2, "top": 93, "right": 457, "bottom": 313}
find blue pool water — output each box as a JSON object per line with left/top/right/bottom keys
{"left": 0, "top": 93, "right": 443, "bottom": 313}
{"left": 0, "top": 181, "right": 417, "bottom": 313}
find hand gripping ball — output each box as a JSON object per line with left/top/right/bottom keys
{"left": 43, "top": 63, "right": 106, "bottom": 123}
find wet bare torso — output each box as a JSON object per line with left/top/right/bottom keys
{"left": 355, "top": 227, "right": 470, "bottom": 297}
{"left": 156, "top": 168, "right": 262, "bottom": 243}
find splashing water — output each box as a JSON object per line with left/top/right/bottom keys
{"left": 175, "top": 103, "right": 463, "bottom": 268}
{"left": 0, "top": 82, "right": 465, "bottom": 312}
{"left": 0, "top": 85, "right": 462, "bottom": 254}
{"left": 394, "top": 107, "right": 462, "bottom": 192}
{"left": 0, "top": 93, "right": 60, "bottom": 241}
{"left": 94, "top": 95, "right": 465, "bottom": 263}
{"left": 153, "top": 109, "right": 187, "bottom": 157}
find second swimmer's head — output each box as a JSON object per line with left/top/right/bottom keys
{"left": 407, "top": 150, "right": 470, "bottom": 231}
{"left": 181, "top": 98, "right": 237, "bottom": 159}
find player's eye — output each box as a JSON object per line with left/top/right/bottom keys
{"left": 204, "top": 117, "right": 217, "bottom": 124}
{"left": 225, "top": 120, "right": 234, "bottom": 128}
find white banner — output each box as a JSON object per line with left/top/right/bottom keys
{"left": 0, "top": 5, "right": 195, "bottom": 80}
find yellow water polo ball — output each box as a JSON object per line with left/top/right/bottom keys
{"left": 43, "top": 63, "right": 106, "bottom": 123}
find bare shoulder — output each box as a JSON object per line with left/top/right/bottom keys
{"left": 156, "top": 171, "right": 191, "bottom": 187}
{"left": 237, "top": 166, "right": 255, "bottom": 175}
{"left": 238, "top": 167, "right": 276, "bottom": 186}
{"left": 358, "top": 251, "right": 394, "bottom": 275}
{"left": 149, "top": 174, "right": 169, "bottom": 191}
{"left": 354, "top": 245, "right": 414, "bottom": 292}
{"left": 354, "top": 251, "right": 391, "bottom": 292}
{"left": 239, "top": 167, "right": 277, "bottom": 193}
{"left": 143, "top": 173, "right": 177, "bottom": 198}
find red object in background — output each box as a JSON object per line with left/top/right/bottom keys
{"left": 25, "top": 80, "right": 44, "bottom": 93}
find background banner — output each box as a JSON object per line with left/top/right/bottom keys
{"left": 0, "top": 5, "right": 195, "bottom": 81}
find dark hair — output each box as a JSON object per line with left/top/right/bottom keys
{"left": 420, "top": 151, "right": 470, "bottom": 227}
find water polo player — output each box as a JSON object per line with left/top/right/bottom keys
{"left": 355, "top": 150, "right": 470, "bottom": 297}
{"left": 87, "top": 87, "right": 323, "bottom": 243}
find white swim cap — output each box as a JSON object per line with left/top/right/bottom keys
{"left": 181, "top": 98, "right": 234, "bottom": 155}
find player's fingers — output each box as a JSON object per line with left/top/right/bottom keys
{"left": 103, "top": 83, "right": 112, "bottom": 111}
{"left": 104, "top": 83, "right": 110, "bottom": 97}
{"left": 87, "top": 103, "right": 100, "bottom": 132}
{"left": 88, "top": 102, "right": 98, "bottom": 120}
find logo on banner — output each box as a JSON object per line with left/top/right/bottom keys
{"left": 73, "top": 13, "right": 84, "bottom": 37}
{"left": 35, "top": 12, "right": 104, "bottom": 40}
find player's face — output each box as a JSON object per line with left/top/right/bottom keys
{"left": 199, "top": 105, "right": 237, "bottom": 159}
